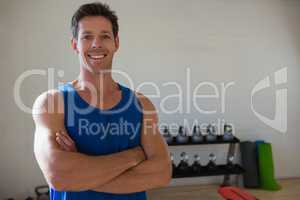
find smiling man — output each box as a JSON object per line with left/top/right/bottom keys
{"left": 32, "top": 2, "right": 171, "bottom": 200}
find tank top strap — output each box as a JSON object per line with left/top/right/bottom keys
{"left": 117, "top": 83, "right": 142, "bottom": 114}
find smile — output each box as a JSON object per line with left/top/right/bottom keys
{"left": 87, "top": 54, "right": 107, "bottom": 61}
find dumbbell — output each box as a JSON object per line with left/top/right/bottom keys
{"left": 35, "top": 185, "right": 49, "bottom": 200}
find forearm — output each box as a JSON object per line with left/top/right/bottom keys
{"left": 92, "top": 156, "right": 172, "bottom": 194}
{"left": 48, "top": 147, "right": 143, "bottom": 191}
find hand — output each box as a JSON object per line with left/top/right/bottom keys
{"left": 55, "top": 130, "right": 77, "bottom": 152}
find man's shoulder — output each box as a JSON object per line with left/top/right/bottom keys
{"left": 32, "top": 89, "right": 64, "bottom": 116}
{"left": 119, "top": 84, "right": 153, "bottom": 109}
{"left": 134, "top": 92, "right": 152, "bottom": 107}
{"left": 32, "top": 89, "right": 65, "bottom": 134}
{"left": 134, "top": 92, "right": 157, "bottom": 120}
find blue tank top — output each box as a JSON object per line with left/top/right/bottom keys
{"left": 52, "top": 82, "right": 147, "bottom": 200}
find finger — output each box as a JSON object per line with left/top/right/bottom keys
{"left": 61, "top": 131, "right": 75, "bottom": 146}
{"left": 60, "top": 130, "right": 71, "bottom": 139}
{"left": 56, "top": 136, "right": 70, "bottom": 151}
{"left": 56, "top": 131, "right": 73, "bottom": 146}
{"left": 57, "top": 136, "right": 74, "bottom": 152}
{"left": 56, "top": 132, "right": 77, "bottom": 152}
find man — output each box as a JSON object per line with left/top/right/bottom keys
{"left": 32, "top": 2, "right": 171, "bottom": 200}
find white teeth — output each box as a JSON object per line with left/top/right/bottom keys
{"left": 89, "top": 54, "right": 105, "bottom": 59}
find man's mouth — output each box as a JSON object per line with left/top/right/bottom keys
{"left": 87, "top": 53, "right": 107, "bottom": 61}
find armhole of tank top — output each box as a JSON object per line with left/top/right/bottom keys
{"left": 133, "top": 91, "right": 144, "bottom": 116}
{"left": 133, "top": 91, "right": 144, "bottom": 141}
{"left": 58, "top": 84, "right": 68, "bottom": 128}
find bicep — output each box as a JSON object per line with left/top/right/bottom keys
{"left": 134, "top": 94, "right": 171, "bottom": 177}
{"left": 140, "top": 119, "right": 169, "bottom": 160}
{"left": 138, "top": 94, "right": 169, "bottom": 160}
{"left": 32, "top": 91, "right": 66, "bottom": 178}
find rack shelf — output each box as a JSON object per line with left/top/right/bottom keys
{"left": 167, "top": 135, "right": 243, "bottom": 185}
{"left": 172, "top": 164, "right": 244, "bottom": 178}
{"left": 168, "top": 136, "right": 240, "bottom": 146}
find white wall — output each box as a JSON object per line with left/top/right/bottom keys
{"left": 1, "top": 0, "right": 300, "bottom": 198}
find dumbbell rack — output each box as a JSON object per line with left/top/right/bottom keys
{"left": 168, "top": 135, "right": 244, "bottom": 186}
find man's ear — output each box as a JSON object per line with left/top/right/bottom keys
{"left": 71, "top": 37, "right": 79, "bottom": 54}
{"left": 114, "top": 35, "right": 120, "bottom": 51}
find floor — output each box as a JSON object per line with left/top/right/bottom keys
{"left": 147, "top": 178, "right": 300, "bottom": 200}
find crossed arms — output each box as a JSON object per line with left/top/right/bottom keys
{"left": 32, "top": 90, "right": 172, "bottom": 193}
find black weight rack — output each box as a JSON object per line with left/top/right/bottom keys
{"left": 168, "top": 135, "right": 244, "bottom": 186}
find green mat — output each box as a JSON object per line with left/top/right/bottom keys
{"left": 257, "top": 143, "right": 281, "bottom": 191}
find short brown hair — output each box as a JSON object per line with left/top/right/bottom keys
{"left": 71, "top": 2, "right": 119, "bottom": 39}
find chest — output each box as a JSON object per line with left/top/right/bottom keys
{"left": 65, "top": 109, "right": 142, "bottom": 155}
{"left": 76, "top": 89, "right": 122, "bottom": 110}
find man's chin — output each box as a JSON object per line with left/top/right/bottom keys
{"left": 87, "top": 64, "right": 111, "bottom": 74}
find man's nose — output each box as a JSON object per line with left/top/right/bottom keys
{"left": 92, "top": 37, "right": 103, "bottom": 48}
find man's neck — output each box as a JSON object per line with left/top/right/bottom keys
{"left": 76, "top": 68, "right": 119, "bottom": 95}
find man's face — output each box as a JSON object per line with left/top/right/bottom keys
{"left": 72, "top": 16, "right": 119, "bottom": 74}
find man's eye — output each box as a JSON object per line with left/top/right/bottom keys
{"left": 102, "top": 35, "right": 111, "bottom": 39}
{"left": 82, "top": 35, "right": 93, "bottom": 40}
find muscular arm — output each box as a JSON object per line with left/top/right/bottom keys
{"left": 33, "top": 90, "right": 145, "bottom": 191}
{"left": 91, "top": 94, "right": 172, "bottom": 193}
